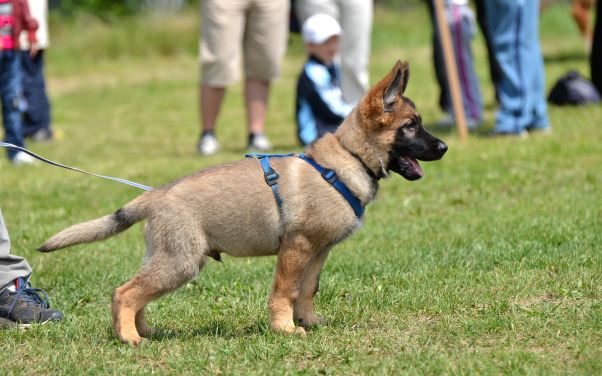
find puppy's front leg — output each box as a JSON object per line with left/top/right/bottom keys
{"left": 294, "top": 249, "right": 330, "bottom": 328}
{"left": 269, "top": 235, "right": 315, "bottom": 335}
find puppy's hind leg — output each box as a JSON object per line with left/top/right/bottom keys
{"left": 112, "top": 225, "right": 208, "bottom": 345}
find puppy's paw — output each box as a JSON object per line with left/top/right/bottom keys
{"left": 296, "top": 315, "right": 326, "bottom": 328}
{"left": 271, "top": 321, "right": 307, "bottom": 336}
{"left": 120, "top": 335, "right": 145, "bottom": 346}
{"left": 137, "top": 325, "right": 160, "bottom": 338}
{"left": 291, "top": 326, "right": 307, "bottom": 336}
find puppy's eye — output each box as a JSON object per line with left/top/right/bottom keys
{"left": 405, "top": 123, "right": 418, "bottom": 131}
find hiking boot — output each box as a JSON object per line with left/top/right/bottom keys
{"left": 0, "top": 277, "right": 63, "bottom": 326}
{"left": 248, "top": 133, "right": 272, "bottom": 152}
{"left": 197, "top": 133, "right": 220, "bottom": 155}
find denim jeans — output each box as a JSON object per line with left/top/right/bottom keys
{"left": 1, "top": 50, "right": 25, "bottom": 160}
{"left": 484, "top": 0, "right": 550, "bottom": 133}
{"left": 20, "top": 50, "right": 52, "bottom": 138}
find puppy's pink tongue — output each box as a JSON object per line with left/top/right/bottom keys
{"left": 402, "top": 156, "right": 423, "bottom": 177}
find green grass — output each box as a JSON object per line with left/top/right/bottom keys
{"left": 1, "top": 4, "right": 601, "bottom": 374}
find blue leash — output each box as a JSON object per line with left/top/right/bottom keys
{"left": 0, "top": 142, "right": 152, "bottom": 191}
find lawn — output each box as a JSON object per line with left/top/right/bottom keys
{"left": 1, "top": 3, "right": 601, "bottom": 375}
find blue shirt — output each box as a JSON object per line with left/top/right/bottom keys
{"left": 295, "top": 55, "right": 353, "bottom": 145}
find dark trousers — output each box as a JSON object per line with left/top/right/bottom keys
{"left": 1, "top": 50, "right": 24, "bottom": 160}
{"left": 473, "top": 0, "right": 501, "bottom": 100}
{"left": 20, "top": 50, "right": 52, "bottom": 138}
{"left": 592, "top": 4, "right": 602, "bottom": 94}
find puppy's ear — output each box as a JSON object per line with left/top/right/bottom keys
{"left": 383, "top": 60, "right": 410, "bottom": 112}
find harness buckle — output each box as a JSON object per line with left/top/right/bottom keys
{"left": 264, "top": 170, "right": 279, "bottom": 186}
{"left": 321, "top": 169, "right": 337, "bottom": 184}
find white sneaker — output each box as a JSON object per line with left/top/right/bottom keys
{"left": 197, "top": 133, "right": 220, "bottom": 155}
{"left": 11, "top": 151, "right": 36, "bottom": 165}
{"left": 248, "top": 133, "right": 272, "bottom": 152}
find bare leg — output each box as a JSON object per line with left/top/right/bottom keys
{"left": 245, "top": 78, "right": 269, "bottom": 135}
{"left": 269, "top": 235, "right": 315, "bottom": 335}
{"left": 294, "top": 249, "right": 330, "bottom": 328}
{"left": 200, "top": 85, "right": 226, "bottom": 133}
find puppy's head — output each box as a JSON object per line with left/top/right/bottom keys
{"left": 357, "top": 60, "right": 447, "bottom": 180}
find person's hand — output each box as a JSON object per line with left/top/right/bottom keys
{"left": 30, "top": 46, "right": 38, "bottom": 58}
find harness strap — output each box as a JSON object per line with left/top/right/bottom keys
{"left": 246, "top": 153, "right": 294, "bottom": 211}
{"left": 299, "top": 153, "right": 364, "bottom": 218}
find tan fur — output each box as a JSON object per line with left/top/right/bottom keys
{"left": 39, "top": 61, "right": 440, "bottom": 345}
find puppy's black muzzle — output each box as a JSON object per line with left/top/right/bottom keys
{"left": 419, "top": 138, "right": 448, "bottom": 161}
{"left": 403, "top": 127, "right": 448, "bottom": 162}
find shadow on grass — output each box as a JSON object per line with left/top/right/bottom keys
{"left": 109, "top": 319, "right": 270, "bottom": 342}
{"left": 543, "top": 51, "right": 588, "bottom": 64}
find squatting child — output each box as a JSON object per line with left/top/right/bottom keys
{"left": 295, "top": 13, "right": 353, "bottom": 146}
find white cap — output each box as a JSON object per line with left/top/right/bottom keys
{"left": 301, "top": 14, "right": 342, "bottom": 44}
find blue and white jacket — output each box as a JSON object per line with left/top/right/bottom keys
{"left": 295, "top": 55, "right": 353, "bottom": 146}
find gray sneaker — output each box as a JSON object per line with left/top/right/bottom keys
{"left": 0, "top": 277, "right": 63, "bottom": 327}
{"left": 248, "top": 133, "right": 272, "bottom": 152}
{"left": 197, "top": 133, "right": 220, "bottom": 155}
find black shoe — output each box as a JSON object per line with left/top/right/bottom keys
{"left": 0, "top": 277, "right": 63, "bottom": 326}
{"left": 0, "top": 317, "right": 16, "bottom": 329}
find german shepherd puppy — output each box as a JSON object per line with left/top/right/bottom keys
{"left": 39, "top": 61, "right": 447, "bottom": 345}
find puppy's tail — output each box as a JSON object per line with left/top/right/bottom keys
{"left": 38, "top": 192, "right": 154, "bottom": 252}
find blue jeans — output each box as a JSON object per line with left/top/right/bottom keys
{"left": 1, "top": 50, "right": 25, "bottom": 160}
{"left": 20, "top": 50, "right": 52, "bottom": 138}
{"left": 484, "top": 0, "right": 550, "bottom": 133}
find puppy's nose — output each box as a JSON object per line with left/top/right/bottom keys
{"left": 437, "top": 142, "right": 448, "bottom": 155}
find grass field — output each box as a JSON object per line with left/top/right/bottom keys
{"left": 1, "top": 4, "right": 601, "bottom": 374}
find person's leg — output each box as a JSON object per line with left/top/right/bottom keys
{"left": 474, "top": 0, "right": 502, "bottom": 99}
{"left": 522, "top": 0, "right": 550, "bottom": 131}
{"left": 454, "top": 4, "right": 483, "bottom": 125}
{"left": 243, "top": 0, "right": 288, "bottom": 149}
{"left": 200, "top": 85, "right": 225, "bottom": 134}
{"left": 485, "top": 0, "right": 530, "bottom": 134}
{"left": 572, "top": 0, "right": 593, "bottom": 42}
{"left": 0, "top": 208, "right": 32, "bottom": 287}
{"left": 295, "top": 0, "right": 371, "bottom": 104}
{"left": 245, "top": 78, "right": 269, "bottom": 136}
{"left": 1, "top": 51, "right": 26, "bottom": 160}
{"left": 0, "top": 207, "right": 63, "bottom": 325}
{"left": 427, "top": 0, "right": 452, "bottom": 114}
{"left": 592, "top": 1, "right": 602, "bottom": 93}
{"left": 197, "top": 0, "right": 245, "bottom": 154}
{"left": 20, "top": 50, "right": 52, "bottom": 140}
{"left": 294, "top": 0, "right": 337, "bottom": 26}
{"left": 337, "top": 0, "right": 372, "bottom": 104}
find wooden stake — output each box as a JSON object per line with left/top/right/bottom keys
{"left": 434, "top": 0, "right": 468, "bottom": 141}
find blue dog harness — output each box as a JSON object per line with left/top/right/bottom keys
{"left": 246, "top": 153, "right": 364, "bottom": 218}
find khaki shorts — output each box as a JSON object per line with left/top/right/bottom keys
{"left": 199, "top": 0, "right": 289, "bottom": 86}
